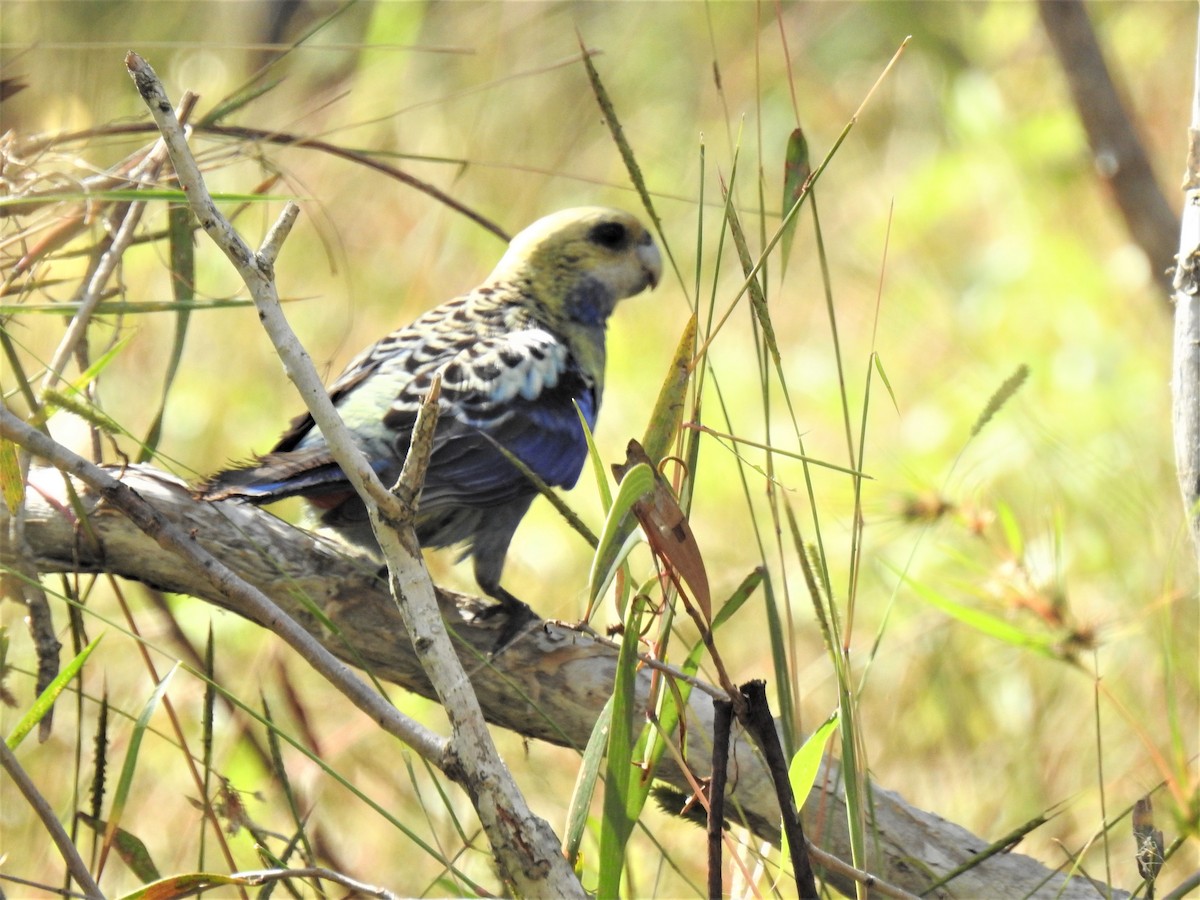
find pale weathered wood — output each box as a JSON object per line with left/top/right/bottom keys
{"left": 1, "top": 463, "right": 1125, "bottom": 899}
{"left": 1173, "top": 17, "right": 1200, "bottom": 575}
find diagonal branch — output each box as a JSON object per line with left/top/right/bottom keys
{"left": 123, "top": 50, "right": 582, "bottom": 896}
{"left": 1, "top": 461, "right": 1128, "bottom": 900}
{"left": 1038, "top": 0, "right": 1180, "bottom": 300}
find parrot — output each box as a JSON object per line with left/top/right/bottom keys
{"left": 200, "top": 206, "right": 663, "bottom": 617}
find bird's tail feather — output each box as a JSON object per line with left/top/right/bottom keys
{"left": 197, "top": 449, "right": 347, "bottom": 504}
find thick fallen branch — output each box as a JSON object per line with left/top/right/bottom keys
{"left": 2, "top": 462, "right": 1124, "bottom": 900}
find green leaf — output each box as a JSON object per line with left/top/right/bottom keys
{"left": 787, "top": 712, "right": 838, "bottom": 807}
{"left": 587, "top": 463, "right": 655, "bottom": 611}
{"left": 641, "top": 315, "right": 697, "bottom": 466}
{"left": 116, "top": 871, "right": 251, "bottom": 900}
{"left": 6, "top": 633, "right": 103, "bottom": 749}
{"left": 780, "top": 127, "right": 811, "bottom": 275}
{"left": 0, "top": 436, "right": 23, "bottom": 514}
{"left": 996, "top": 500, "right": 1024, "bottom": 557}
{"left": 78, "top": 813, "right": 161, "bottom": 883}
{"left": 781, "top": 712, "right": 838, "bottom": 878}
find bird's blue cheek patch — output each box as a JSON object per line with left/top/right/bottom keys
{"left": 564, "top": 276, "right": 615, "bottom": 327}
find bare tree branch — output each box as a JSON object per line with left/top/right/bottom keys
{"left": 1038, "top": 0, "right": 1180, "bottom": 300}
{"left": 124, "top": 49, "right": 583, "bottom": 897}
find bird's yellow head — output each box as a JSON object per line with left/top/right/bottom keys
{"left": 487, "top": 207, "right": 663, "bottom": 328}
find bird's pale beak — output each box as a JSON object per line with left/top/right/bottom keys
{"left": 638, "top": 240, "right": 663, "bottom": 290}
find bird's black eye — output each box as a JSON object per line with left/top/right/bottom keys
{"left": 589, "top": 221, "right": 628, "bottom": 250}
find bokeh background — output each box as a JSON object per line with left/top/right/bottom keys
{"left": 2, "top": 2, "right": 1197, "bottom": 896}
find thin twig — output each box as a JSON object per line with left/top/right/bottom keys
{"left": 0, "top": 740, "right": 104, "bottom": 900}
{"left": 40, "top": 92, "right": 197, "bottom": 392}
{"left": 708, "top": 699, "right": 732, "bottom": 899}
{"left": 739, "top": 680, "right": 818, "bottom": 898}
{"left": 234, "top": 867, "right": 401, "bottom": 900}
{"left": 6, "top": 120, "right": 510, "bottom": 242}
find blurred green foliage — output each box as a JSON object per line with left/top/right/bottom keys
{"left": 1, "top": 1, "right": 1196, "bottom": 896}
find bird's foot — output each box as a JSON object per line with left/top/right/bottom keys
{"left": 475, "top": 587, "right": 538, "bottom": 655}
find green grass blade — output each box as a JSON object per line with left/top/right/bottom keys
{"left": 201, "top": 78, "right": 285, "bottom": 126}
{"left": 596, "top": 595, "right": 650, "bottom": 898}
{"left": 6, "top": 633, "right": 103, "bottom": 749}
{"left": 139, "top": 202, "right": 195, "bottom": 460}
{"left": 200, "top": 624, "right": 215, "bottom": 870}
{"left": 722, "top": 196, "right": 781, "bottom": 372}
{"left": 563, "top": 695, "right": 614, "bottom": 868}
{"left": 0, "top": 298, "right": 259, "bottom": 316}
{"left": 102, "top": 664, "right": 179, "bottom": 867}
{"left": 0, "top": 188, "right": 292, "bottom": 206}
{"left": 578, "top": 401, "right": 613, "bottom": 513}
{"left": 261, "top": 695, "right": 317, "bottom": 875}
{"left": 894, "top": 567, "right": 1065, "bottom": 659}
{"left": 710, "top": 566, "right": 765, "bottom": 633}
{"left": 576, "top": 32, "right": 684, "bottom": 292}
{"left": 587, "top": 462, "right": 654, "bottom": 612}
{"left": 781, "top": 711, "right": 838, "bottom": 878}
{"left": 872, "top": 352, "right": 899, "bottom": 414}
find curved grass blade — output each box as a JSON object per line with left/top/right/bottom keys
{"left": 99, "top": 664, "right": 179, "bottom": 874}
{"left": 596, "top": 593, "right": 651, "bottom": 899}
{"left": 563, "top": 695, "right": 614, "bottom": 868}
{"left": 576, "top": 30, "right": 684, "bottom": 291}
{"left": 6, "top": 633, "right": 103, "bottom": 749}
{"left": 118, "top": 871, "right": 252, "bottom": 900}
{"left": 588, "top": 461, "right": 655, "bottom": 612}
